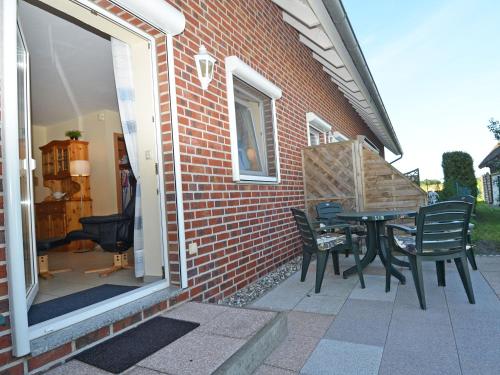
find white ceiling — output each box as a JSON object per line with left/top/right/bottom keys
{"left": 19, "top": 0, "right": 118, "bottom": 126}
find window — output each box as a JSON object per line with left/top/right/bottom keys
{"left": 309, "top": 127, "right": 321, "bottom": 146}
{"left": 226, "top": 56, "right": 282, "bottom": 183}
{"left": 234, "top": 78, "right": 275, "bottom": 176}
{"left": 306, "top": 112, "right": 331, "bottom": 146}
{"left": 327, "top": 130, "right": 349, "bottom": 143}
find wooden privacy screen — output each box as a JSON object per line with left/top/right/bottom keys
{"left": 302, "top": 139, "right": 427, "bottom": 217}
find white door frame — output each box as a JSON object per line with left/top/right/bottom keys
{"left": 17, "top": 20, "right": 40, "bottom": 308}
{"left": 1, "top": 0, "right": 185, "bottom": 356}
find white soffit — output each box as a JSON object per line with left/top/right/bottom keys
{"left": 306, "top": 112, "right": 332, "bottom": 132}
{"left": 226, "top": 56, "right": 282, "bottom": 99}
{"left": 272, "top": 0, "right": 397, "bottom": 152}
{"left": 111, "top": 0, "right": 185, "bottom": 35}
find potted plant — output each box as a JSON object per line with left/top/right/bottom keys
{"left": 65, "top": 130, "right": 82, "bottom": 140}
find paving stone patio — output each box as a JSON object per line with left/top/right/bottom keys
{"left": 251, "top": 255, "right": 500, "bottom": 375}
{"left": 45, "top": 303, "right": 281, "bottom": 375}
{"left": 43, "top": 255, "right": 500, "bottom": 375}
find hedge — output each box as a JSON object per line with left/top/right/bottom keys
{"left": 441, "top": 151, "right": 478, "bottom": 199}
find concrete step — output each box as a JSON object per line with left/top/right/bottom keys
{"left": 44, "top": 302, "right": 287, "bottom": 375}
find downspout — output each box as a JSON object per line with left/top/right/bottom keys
{"left": 166, "top": 34, "right": 188, "bottom": 288}
{"left": 389, "top": 154, "right": 403, "bottom": 164}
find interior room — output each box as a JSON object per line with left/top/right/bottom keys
{"left": 19, "top": 0, "right": 165, "bottom": 325}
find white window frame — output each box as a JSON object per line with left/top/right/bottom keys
{"left": 309, "top": 127, "right": 321, "bottom": 146}
{"left": 226, "top": 56, "right": 282, "bottom": 183}
{"left": 328, "top": 130, "right": 349, "bottom": 143}
{"left": 306, "top": 112, "right": 331, "bottom": 146}
{"left": 2, "top": 0, "right": 184, "bottom": 356}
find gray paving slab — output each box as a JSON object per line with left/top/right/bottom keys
{"left": 314, "top": 275, "right": 358, "bottom": 298}
{"left": 139, "top": 332, "right": 245, "bottom": 375}
{"left": 163, "top": 301, "right": 229, "bottom": 324}
{"left": 445, "top": 268, "right": 498, "bottom": 311}
{"left": 379, "top": 317, "right": 462, "bottom": 375}
{"left": 286, "top": 311, "right": 334, "bottom": 338}
{"left": 475, "top": 255, "right": 500, "bottom": 271}
{"left": 348, "top": 275, "right": 398, "bottom": 302}
{"left": 123, "top": 366, "right": 165, "bottom": 374}
{"left": 197, "top": 308, "right": 276, "bottom": 339}
{"left": 324, "top": 299, "right": 393, "bottom": 347}
{"left": 444, "top": 271, "right": 500, "bottom": 375}
{"left": 300, "top": 339, "right": 383, "bottom": 375}
{"left": 250, "top": 273, "right": 315, "bottom": 311}
{"left": 44, "top": 361, "right": 110, "bottom": 375}
{"left": 253, "top": 364, "right": 298, "bottom": 375}
{"left": 293, "top": 294, "right": 347, "bottom": 315}
{"left": 379, "top": 271, "right": 462, "bottom": 375}
{"left": 481, "top": 271, "right": 500, "bottom": 296}
{"left": 250, "top": 287, "right": 309, "bottom": 311}
{"left": 264, "top": 334, "right": 320, "bottom": 372}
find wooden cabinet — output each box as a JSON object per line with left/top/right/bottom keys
{"left": 35, "top": 200, "right": 92, "bottom": 238}
{"left": 36, "top": 140, "right": 93, "bottom": 250}
{"left": 40, "top": 140, "right": 88, "bottom": 180}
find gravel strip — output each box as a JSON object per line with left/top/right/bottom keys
{"left": 219, "top": 256, "right": 303, "bottom": 307}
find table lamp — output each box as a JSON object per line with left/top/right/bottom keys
{"left": 70, "top": 160, "right": 91, "bottom": 213}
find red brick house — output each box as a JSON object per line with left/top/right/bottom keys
{"left": 0, "top": 0, "right": 402, "bottom": 372}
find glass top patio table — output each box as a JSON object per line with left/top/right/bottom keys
{"left": 336, "top": 210, "right": 417, "bottom": 289}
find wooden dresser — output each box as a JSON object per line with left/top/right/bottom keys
{"left": 36, "top": 140, "right": 92, "bottom": 250}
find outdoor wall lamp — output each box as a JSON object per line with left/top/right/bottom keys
{"left": 195, "top": 45, "right": 216, "bottom": 90}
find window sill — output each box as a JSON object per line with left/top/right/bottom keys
{"left": 236, "top": 175, "right": 280, "bottom": 184}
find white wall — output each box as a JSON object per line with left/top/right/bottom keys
{"left": 32, "top": 109, "right": 122, "bottom": 215}
{"left": 493, "top": 173, "right": 500, "bottom": 206}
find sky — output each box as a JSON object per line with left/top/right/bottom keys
{"left": 342, "top": 0, "right": 500, "bottom": 180}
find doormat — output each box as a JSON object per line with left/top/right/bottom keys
{"left": 75, "top": 316, "right": 200, "bottom": 373}
{"left": 28, "top": 284, "right": 137, "bottom": 325}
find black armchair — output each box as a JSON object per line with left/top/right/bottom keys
{"left": 66, "top": 186, "right": 136, "bottom": 277}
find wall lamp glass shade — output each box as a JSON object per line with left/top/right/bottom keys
{"left": 195, "top": 45, "right": 216, "bottom": 90}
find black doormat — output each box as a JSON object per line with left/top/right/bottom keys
{"left": 28, "top": 284, "right": 137, "bottom": 326}
{"left": 75, "top": 316, "right": 200, "bottom": 373}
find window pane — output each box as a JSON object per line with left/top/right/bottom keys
{"left": 233, "top": 78, "right": 276, "bottom": 178}
{"left": 309, "top": 128, "right": 320, "bottom": 145}
{"left": 235, "top": 101, "right": 263, "bottom": 173}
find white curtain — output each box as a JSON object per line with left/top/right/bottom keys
{"left": 111, "top": 37, "right": 144, "bottom": 278}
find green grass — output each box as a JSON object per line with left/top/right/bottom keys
{"left": 471, "top": 202, "right": 500, "bottom": 243}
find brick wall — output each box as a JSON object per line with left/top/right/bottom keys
{"left": 172, "top": 0, "right": 383, "bottom": 302}
{"left": 0, "top": 0, "right": 386, "bottom": 372}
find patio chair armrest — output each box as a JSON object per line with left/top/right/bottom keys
{"left": 386, "top": 224, "right": 416, "bottom": 234}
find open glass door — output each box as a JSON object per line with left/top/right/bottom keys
{"left": 17, "top": 23, "right": 39, "bottom": 307}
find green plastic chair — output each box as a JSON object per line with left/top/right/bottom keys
{"left": 315, "top": 202, "right": 366, "bottom": 260}
{"left": 291, "top": 208, "right": 365, "bottom": 293}
{"left": 386, "top": 201, "right": 475, "bottom": 310}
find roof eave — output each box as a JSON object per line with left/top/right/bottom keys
{"left": 319, "top": 0, "right": 403, "bottom": 155}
